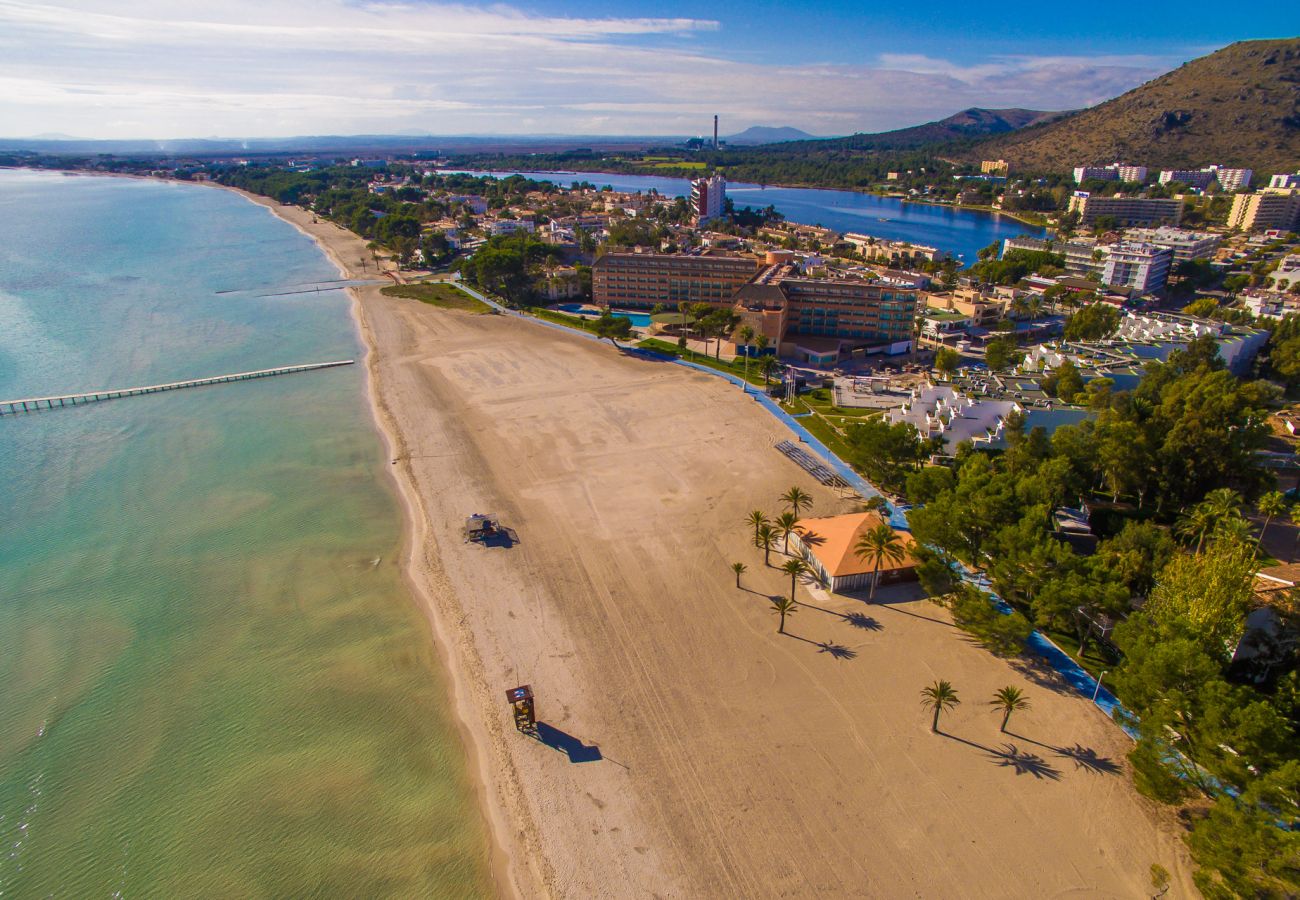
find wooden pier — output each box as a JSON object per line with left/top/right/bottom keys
{"left": 0, "top": 360, "right": 355, "bottom": 416}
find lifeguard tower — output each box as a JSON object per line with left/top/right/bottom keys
{"left": 505, "top": 685, "right": 536, "bottom": 734}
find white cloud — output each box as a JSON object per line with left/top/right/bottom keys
{"left": 0, "top": 0, "right": 1172, "bottom": 138}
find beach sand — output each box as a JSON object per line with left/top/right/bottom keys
{"left": 231, "top": 188, "right": 1200, "bottom": 898}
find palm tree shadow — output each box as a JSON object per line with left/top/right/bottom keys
{"left": 872, "top": 602, "right": 958, "bottom": 628}
{"left": 798, "top": 601, "right": 884, "bottom": 632}
{"left": 784, "top": 632, "right": 858, "bottom": 660}
{"left": 1054, "top": 743, "right": 1122, "bottom": 775}
{"left": 938, "top": 732, "right": 1062, "bottom": 780}
{"left": 1002, "top": 731, "right": 1120, "bottom": 775}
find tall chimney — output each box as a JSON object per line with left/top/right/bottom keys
{"left": 713, "top": 115, "right": 719, "bottom": 150}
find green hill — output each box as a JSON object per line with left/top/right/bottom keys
{"left": 966, "top": 38, "right": 1300, "bottom": 175}
{"left": 766, "top": 107, "right": 1064, "bottom": 153}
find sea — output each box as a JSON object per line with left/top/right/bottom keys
{"left": 0, "top": 170, "right": 490, "bottom": 896}
{"left": 446, "top": 169, "right": 1047, "bottom": 263}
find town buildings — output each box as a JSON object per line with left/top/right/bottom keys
{"left": 842, "top": 233, "right": 948, "bottom": 265}
{"left": 690, "top": 174, "right": 726, "bottom": 224}
{"left": 1068, "top": 193, "right": 1183, "bottom": 227}
{"left": 980, "top": 160, "right": 1010, "bottom": 176}
{"left": 1228, "top": 188, "right": 1300, "bottom": 232}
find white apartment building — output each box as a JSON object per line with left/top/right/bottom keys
{"left": 1100, "top": 242, "right": 1173, "bottom": 293}
{"left": 1073, "top": 164, "right": 1147, "bottom": 184}
{"left": 1212, "top": 167, "right": 1253, "bottom": 192}
{"left": 690, "top": 174, "right": 726, "bottom": 224}
{"left": 1270, "top": 172, "right": 1300, "bottom": 189}
{"left": 1159, "top": 169, "right": 1216, "bottom": 189}
{"left": 1124, "top": 226, "right": 1221, "bottom": 262}
{"left": 1229, "top": 188, "right": 1300, "bottom": 232}
{"left": 487, "top": 219, "right": 536, "bottom": 236}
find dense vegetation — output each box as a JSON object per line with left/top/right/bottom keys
{"left": 885, "top": 339, "right": 1297, "bottom": 895}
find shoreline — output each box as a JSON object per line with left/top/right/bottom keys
{"left": 217, "top": 185, "right": 527, "bottom": 898}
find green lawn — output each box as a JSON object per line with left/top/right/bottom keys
{"left": 381, "top": 283, "right": 492, "bottom": 314}
{"left": 635, "top": 339, "right": 770, "bottom": 386}
{"left": 529, "top": 307, "right": 598, "bottom": 332}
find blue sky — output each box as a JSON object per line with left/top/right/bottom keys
{"left": 0, "top": 0, "right": 1293, "bottom": 139}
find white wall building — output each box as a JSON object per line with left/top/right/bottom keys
{"left": 690, "top": 174, "right": 726, "bottom": 224}
{"left": 1073, "top": 164, "right": 1147, "bottom": 184}
{"left": 1269, "top": 172, "right": 1300, "bottom": 189}
{"left": 1101, "top": 242, "right": 1172, "bottom": 293}
{"left": 1124, "top": 226, "right": 1221, "bottom": 263}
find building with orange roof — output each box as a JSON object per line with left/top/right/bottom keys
{"left": 789, "top": 512, "right": 919, "bottom": 593}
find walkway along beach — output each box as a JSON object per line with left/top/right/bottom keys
{"left": 230, "top": 186, "right": 1200, "bottom": 898}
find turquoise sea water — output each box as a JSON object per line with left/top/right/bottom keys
{"left": 0, "top": 170, "right": 489, "bottom": 896}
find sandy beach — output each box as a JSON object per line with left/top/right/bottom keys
{"left": 229, "top": 187, "right": 1200, "bottom": 898}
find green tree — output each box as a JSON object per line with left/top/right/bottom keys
{"left": 780, "top": 486, "right": 813, "bottom": 518}
{"left": 1063, "top": 303, "right": 1120, "bottom": 341}
{"left": 854, "top": 522, "right": 907, "bottom": 601}
{"left": 984, "top": 335, "right": 1023, "bottom": 372}
{"left": 755, "top": 523, "right": 778, "bottom": 567}
{"left": 731, "top": 561, "right": 747, "bottom": 588}
{"left": 774, "top": 511, "right": 801, "bottom": 554}
{"left": 591, "top": 312, "right": 633, "bottom": 345}
{"left": 781, "top": 558, "right": 809, "bottom": 609}
{"left": 989, "top": 686, "right": 1030, "bottom": 733}
{"left": 771, "top": 595, "right": 798, "bottom": 634}
{"left": 920, "top": 680, "right": 961, "bottom": 733}
{"left": 1256, "top": 490, "right": 1289, "bottom": 548}
{"left": 934, "top": 346, "right": 960, "bottom": 379}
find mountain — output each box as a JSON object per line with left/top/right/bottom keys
{"left": 725, "top": 126, "right": 819, "bottom": 145}
{"left": 762, "top": 108, "right": 1066, "bottom": 152}
{"left": 966, "top": 38, "right": 1300, "bottom": 174}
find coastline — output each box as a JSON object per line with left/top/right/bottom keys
{"left": 209, "top": 183, "right": 1197, "bottom": 898}
{"left": 217, "top": 186, "right": 525, "bottom": 898}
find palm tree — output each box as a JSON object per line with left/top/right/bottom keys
{"left": 1176, "top": 504, "right": 1217, "bottom": 554}
{"left": 731, "top": 561, "right": 747, "bottom": 588}
{"left": 920, "top": 680, "right": 960, "bottom": 733}
{"left": 1202, "top": 488, "right": 1244, "bottom": 525}
{"left": 755, "top": 523, "right": 778, "bottom": 567}
{"left": 1213, "top": 515, "right": 1254, "bottom": 548}
{"left": 780, "top": 486, "right": 813, "bottom": 518}
{"left": 771, "top": 595, "right": 797, "bottom": 634}
{"left": 988, "top": 686, "right": 1030, "bottom": 733}
{"left": 761, "top": 356, "right": 781, "bottom": 389}
{"left": 1256, "top": 490, "right": 1289, "bottom": 548}
{"left": 781, "top": 557, "right": 808, "bottom": 602}
{"left": 736, "top": 324, "right": 756, "bottom": 381}
{"left": 854, "top": 523, "right": 906, "bottom": 601}
{"left": 745, "top": 509, "right": 770, "bottom": 545}
{"left": 774, "top": 511, "right": 801, "bottom": 554}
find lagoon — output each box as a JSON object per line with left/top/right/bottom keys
{"left": 448, "top": 169, "right": 1047, "bottom": 263}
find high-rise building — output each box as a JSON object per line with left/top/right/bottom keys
{"left": 1228, "top": 188, "right": 1300, "bottom": 232}
{"left": 1157, "top": 166, "right": 1252, "bottom": 191}
{"left": 1101, "top": 243, "right": 1173, "bottom": 293}
{"left": 1211, "top": 167, "right": 1253, "bottom": 192}
{"left": 980, "top": 159, "right": 1010, "bottom": 176}
{"left": 690, "top": 174, "right": 726, "bottom": 224}
{"left": 1269, "top": 172, "right": 1300, "bottom": 189}
{"left": 1073, "top": 163, "right": 1147, "bottom": 184}
{"left": 1068, "top": 193, "right": 1183, "bottom": 227}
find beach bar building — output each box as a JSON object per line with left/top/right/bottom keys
{"left": 790, "top": 512, "right": 919, "bottom": 593}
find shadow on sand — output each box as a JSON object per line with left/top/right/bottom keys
{"left": 799, "top": 601, "right": 884, "bottom": 633}
{"left": 938, "top": 731, "right": 1063, "bottom": 780}
{"left": 1004, "top": 731, "right": 1123, "bottom": 775}
{"left": 784, "top": 631, "right": 858, "bottom": 660}
{"left": 534, "top": 722, "right": 603, "bottom": 763}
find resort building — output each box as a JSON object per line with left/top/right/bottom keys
{"left": 1212, "top": 167, "right": 1254, "bottom": 192}
{"left": 1002, "top": 236, "right": 1106, "bottom": 278}
{"left": 1269, "top": 172, "right": 1300, "bottom": 189}
{"left": 1073, "top": 164, "right": 1147, "bottom": 184}
{"left": 592, "top": 251, "right": 919, "bottom": 362}
{"left": 1158, "top": 169, "right": 1216, "bottom": 190}
{"left": 1100, "top": 242, "right": 1173, "bottom": 293}
{"left": 981, "top": 159, "right": 1010, "bottom": 176}
{"left": 690, "top": 174, "right": 726, "bottom": 224}
{"left": 1123, "top": 226, "right": 1221, "bottom": 262}
{"left": 1068, "top": 193, "right": 1183, "bottom": 227}
{"left": 789, "top": 512, "right": 919, "bottom": 593}
{"left": 842, "top": 234, "right": 949, "bottom": 265}
{"left": 1228, "top": 188, "right": 1300, "bottom": 232}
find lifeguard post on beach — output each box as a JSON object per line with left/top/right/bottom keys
{"left": 506, "top": 685, "right": 536, "bottom": 734}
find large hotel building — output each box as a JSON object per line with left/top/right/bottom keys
{"left": 593, "top": 251, "right": 918, "bottom": 363}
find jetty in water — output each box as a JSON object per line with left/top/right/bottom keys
{"left": 0, "top": 360, "right": 355, "bottom": 416}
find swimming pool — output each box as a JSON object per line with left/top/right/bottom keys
{"left": 554, "top": 303, "right": 652, "bottom": 327}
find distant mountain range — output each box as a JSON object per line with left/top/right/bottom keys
{"left": 724, "top": 126, "right": 819, "bottom": 145}
{"left": 758, "top": 108, "right": 1068, "bottom": 153}
{"left": 964, "top": 38, "right": 1300, "bottom": 174}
